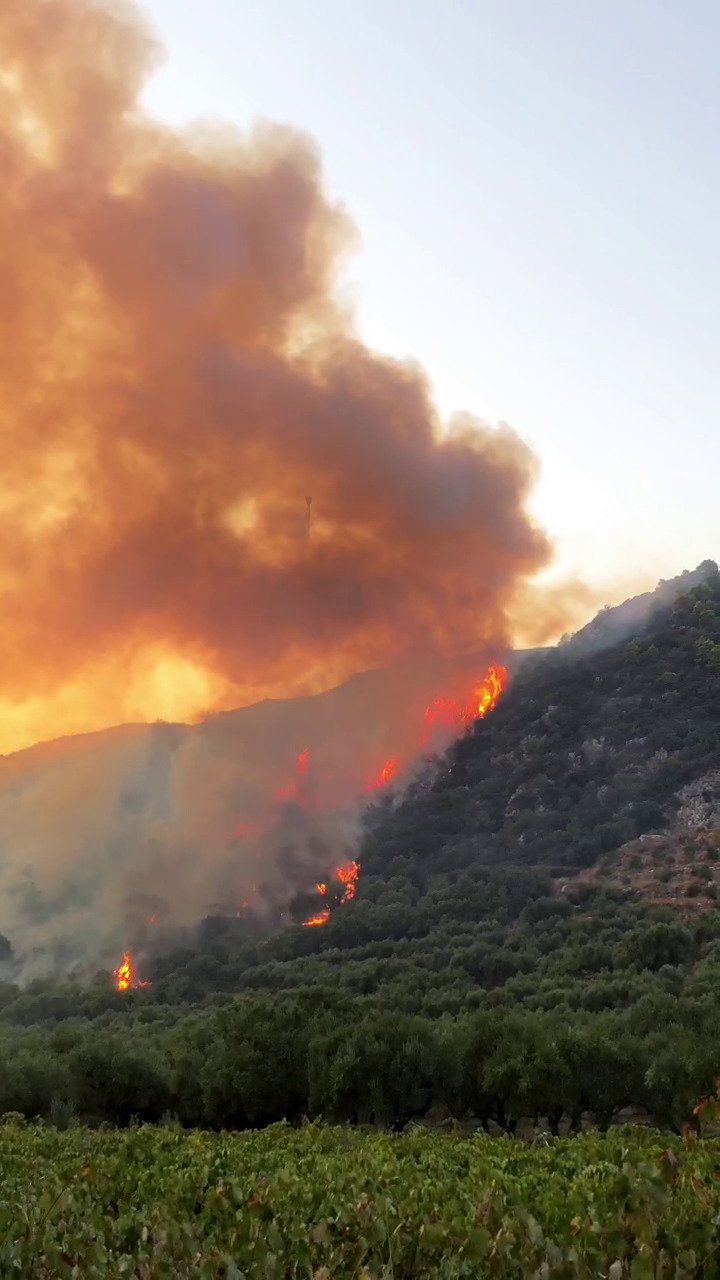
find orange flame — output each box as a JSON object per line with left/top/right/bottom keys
{"left": 336, "top": 860, "right": 359, "bottom": 902}
{"left": 113, "top": 950, "right": 150, "bottom": 991}
{"left": 465, "top": 663, "right": 508, "bottom": 723}
{"left": 302, "top": 859, "right": 359, "bottom": 926}
{"left": 275, "top": 746, "right": 312, "bottom": 803}
{"left": 234, "top": 818, "right": 266, "bottom": 840}
{"left": 114, "top": 951, "right": 133, "bottom": 991}
{"left": 303, "top": 909, "right": 331, "bottom": 928}
{"left": 422, "top": 663, "right": 508, "bottom": 745}
{"left": 368, "top": 755, "right": 399, "bottom": 791}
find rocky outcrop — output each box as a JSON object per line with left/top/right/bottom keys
{"left": 675, "top": 773, "right": 720, "bottom": 830}
{"left": 609, "top": 1105, "right": 655, "bottom": 1128}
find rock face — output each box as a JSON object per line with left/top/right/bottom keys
{"left": 675, "top": 773, "right": 720, "bottom": 830}
{"left": 420, "top": 1103, "right": 453, "bottom": 1130}
{"left": 405, "top": 1107, "right": 667, "bottom": 1138}
{"left": 514, "top": 1117, "right": 538, "bottom": 1141}
{"left": 610, "top": 1105, "right": 655, "bottom": 1128}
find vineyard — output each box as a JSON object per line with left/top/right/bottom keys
{"left": 2, "top": 1119, "right": 720, "bottom": 1277}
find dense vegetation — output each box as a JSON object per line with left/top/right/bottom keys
{"left": 0, "top": 991, "right": 719, "bottom": 1132}
{"left": 2, "top": 565, "right": 720, "bottom": 1131}
{"left": 4, "top": 1117, "right": 720, "bottom": 1277}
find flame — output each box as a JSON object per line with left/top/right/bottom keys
{"left": 275, "top": 746, "right": 312, "bottom": 804}
{"left": 114, "top": 951, "right": 133, "bottom": 992}
{"left": 422, "top": 663, "right": 508, "bottom": 745}
{"left": 234, "top": 818, "right": 266, "bottom": 840}
{"left": 303, "top": 909, "right": 331, "bottom": 928}
{"left": 466, "top": 663, "right": 508, "bottom": 722}
{"left": 302, "top": 858, "right": 359, "bottom": 926}
{"left": 368, "top": 755, "right": 399, "bottom": 791}
{"left": 336, "top": 860, "right": 359, "bottom": 902}
{"left": 113, "top": 950, "right": 150, "bottom": 991}
{"left": 421, "top": 695, "right": 459, "bottom": 742}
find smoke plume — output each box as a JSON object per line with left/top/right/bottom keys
{"left": 0, "top": 0, "right": 551, "bottom": 757}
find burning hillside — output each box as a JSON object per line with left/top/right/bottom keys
{"left": 105, "top": 662, "right": 507, "bottom": 972}
{"left": 0, "top": 654, "right": 513, "bottom": 981}
{"left": 236, "top": 663, "right": 509, "bottom": 933}
{"left": 228, "top": 663, "right": 508, "bottom": 867}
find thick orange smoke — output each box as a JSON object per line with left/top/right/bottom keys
{"left": 0, "top": 0, "right": 550, "bottom": 755}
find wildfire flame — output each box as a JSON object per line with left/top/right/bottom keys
{"left": 336, "top": 860, "right": 359, "bottom": 902}
{"left": 303, "top": 909, "right": 331, "bottom": 928}
{"left": 113, "top": 950, "right": 150, "bottom": 992}
{"left": 365, "top": 667, "right": 507, "bottom": 793}
{"left": 114, "top": 951, "right": 132, "bottom": 991}
{"left": 234, "top": 818, "right": 266, "bottom": 840}
{"left": 303, "top": 859, "right": 359, "bottom": 927}
{"left": 467, "top": 663, "right": 508, "bottom": 722}
{"left": 275, "top": 746, "right": 312, "bottom": 804}
{"left": 368, "top": 756, "right": 400, "bottom": 791}
{"left": 422, "top": 663, "right": 508, "bottom": 745}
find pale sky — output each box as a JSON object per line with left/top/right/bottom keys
{"left": 140, "top": 0, "right": 720, "bottom": 599}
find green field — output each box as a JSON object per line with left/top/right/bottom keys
{"left": 2, "top": 1120, "right": 720, "bottom": 1277}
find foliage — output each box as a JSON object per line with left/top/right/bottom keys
{"left": 2, "top": 1121, "right": 720, "bottom": 1277}
{"left": 0, "top": 997, "right": 716, "bottom": 1133}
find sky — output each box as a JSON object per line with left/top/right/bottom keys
{"left": 138, "top": 0, "right": 720, "bottom": 599}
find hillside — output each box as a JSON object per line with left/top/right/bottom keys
{"left": 1, "top": 563, "right": 720, "bottom": 1133}
{"left": 132, "top": 559, "right": 720, "bottom": 1007}
{"left": 362, "top": 557, "right": 720, "bottom": 883}
{"left": 0, "top": 647, "right": 526, "bottom": 980}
